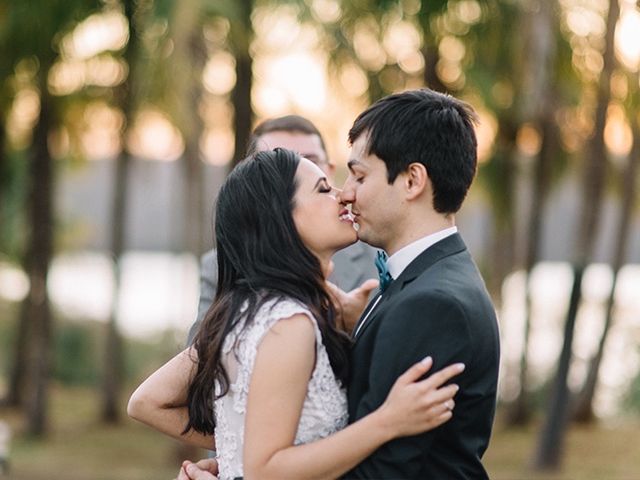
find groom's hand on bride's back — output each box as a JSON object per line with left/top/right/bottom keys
{"left": 177, "top": 458, "right": 218, "bottom": 480}
{"left": 327, "top": 279, "right": 379, "bottom": 334}
{"left": 379, "top": 357, "right": 465, "bottom": 437}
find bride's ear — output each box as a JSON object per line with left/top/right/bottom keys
{"left": 404, "top": 163, "right": 428, "bottom": 200}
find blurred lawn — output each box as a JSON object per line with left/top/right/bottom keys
{"left": 485, "top": 416, "right": 640, "bottom": 480}
{"left": 1, "top": 385, "right": 638, "bottom": 479}
{"left": 1, "top": 385, "right": 206, "bottom": 480}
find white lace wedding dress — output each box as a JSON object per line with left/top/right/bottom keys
{"left": 214, "top": 297, "right": 348, "bottom": 480}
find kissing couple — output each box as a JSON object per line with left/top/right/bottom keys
{"left": 129, "top": 88, "right": 500, "bottom": 480}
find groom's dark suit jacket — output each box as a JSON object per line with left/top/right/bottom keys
{"left": 346, "top": 234, "right": 500, "bottom": 479}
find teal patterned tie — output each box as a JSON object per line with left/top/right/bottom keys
{"left": 375, "top": 250, "right": 392, "bottom": 293}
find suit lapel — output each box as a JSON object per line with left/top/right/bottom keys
{"left": 352, "top": 292, "right": 390, "bottom": 341}
{"left": 384, "top": 233, "right": 466, "bottom": 296}
{"left": 352, "top": 233, "right": 467, "bottom": 342}
{"left": 351, "top": 291, "right": 382, "bottom": 339}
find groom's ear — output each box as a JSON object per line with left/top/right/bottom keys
{"left": 404, "top": 162, "right": 428, "bottom": 200}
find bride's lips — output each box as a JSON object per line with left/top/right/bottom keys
{"left": 339, "top": 208, "right": 354, "bottom": 223}
{"left": 342, "top": 208, "right": 361, "bottom": 232}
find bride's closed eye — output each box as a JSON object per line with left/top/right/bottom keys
{"left": 318, "top": 182, "right": 333, "bottom": 193}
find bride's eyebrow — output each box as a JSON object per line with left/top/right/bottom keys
{"left": 313, "top": 177, "right": 328, "bottom": 190}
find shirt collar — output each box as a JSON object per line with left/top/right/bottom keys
{"left": 386, "top": 226, "right": 458, "bottom": 279}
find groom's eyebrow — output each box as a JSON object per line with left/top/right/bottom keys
{"left": 347, "top": 159, "right": 360, "bottom": 172}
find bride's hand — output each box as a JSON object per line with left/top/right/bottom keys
{"left": 376, "top": 357, "right": 464, "bottom": 438}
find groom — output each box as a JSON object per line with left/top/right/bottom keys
{"left": 341, "top": 88, "right": 499, "bottom": 479}
{"left": 179, "top": 89, "right": 500, "bottom": 479}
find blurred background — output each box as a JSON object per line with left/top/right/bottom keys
{"left": 1, "top": 0, "right": 639, "bottom": 478}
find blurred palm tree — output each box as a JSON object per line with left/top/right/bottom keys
{"left": 168, "top": 0, "right": 208, "bottom": 256}
{"left": 415, "top": 0, "right": 450, "bottom": 93}
{"left": 517, "top": 0, "right": 584, "bottom": 426}
{"left": 573, "top": 68, "right": 640, "bottom": 422}
{"left": 102, "top": 0, "right": 150, "bottom": 423}
{"left": 533, "top": 0, "right": 621, "bottom": 469}
{"left": 465, "top": 0, "right": 523, "bottom": 303}
{"left": 1, "top": 0, "right": 102, "bottom": 435}
{"left": 490, "top": 0, "right": 577, "bottom": 426}
{"left": 23, "top": 62, "right": 55, "bottom": 434}
{"left": 146, "top": 0, "right": 209, "bottom": 256}
{"left": 192, "top": 0, "right": 257, "bottom": 167}
{"left": 227, "top": 0, "right": 254, "bottom": 167}
{"left": 317, "top": 0, "right": 458, "bottom": 103}
{"left": 0, "top": 61, "right": 9, "bottom": 241}
{"left": 463, "top": 4, "right": 562, "bottom": 428}
{"left": 0, "top": 1, "right": 26, "bottom": 263}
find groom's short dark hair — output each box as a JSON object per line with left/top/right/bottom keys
{"left": 348, "top": 89, "right": 478, "bottom": 214}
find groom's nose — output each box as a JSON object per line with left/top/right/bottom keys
{"left": 338, "top": 176, "right": 356, "bottom": 205}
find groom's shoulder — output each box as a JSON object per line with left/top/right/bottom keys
{"left": 417, "top": 247, "right": 480, "bottom": 287}
{"left": 411, "top": 252, "right": 495, "bottom": 316}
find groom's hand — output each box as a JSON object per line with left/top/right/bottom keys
{"left": 327, "top": 279, "right": 379, "bottom": 334}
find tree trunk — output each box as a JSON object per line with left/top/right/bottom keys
{"left": 102, "top": 0, "right": 141, "bottom": 423}
{"left": 3, "top": 300, "right": 30, "bottom": 407}
{"left": 182, "top": 132, "right": 205, "bottom": 256}
{"left": 509, "top": 0, "right": 558, "bottom": 425}
{"left": 533, "top": 0, "right": 620, "bottom": 470}
{"left": 230, "top": 0, "right": 254, "bottom": 168}
{"left": 103, "top": 150, "right": 128, "bottom": 423}
{"left": 486, "top": 220, "right": 515, "bottom": 306}
{"left": 416, "top": 3, "right": 447, "bottom": 93}
{"left": 485, "top": 123, "right": 518, "bottom": 426}
{"left": 167, "top": 4, "right": 206, "bottom": 464}
{"left": 171, "top": 0, "right": 206, "bottom": 256}
{"left": 24, "top": 71, "right": 55, "bottom": 436}
{"left": 422, "top": 43, "right": 447, "bottom": 93}
{"left": 0, "top": 117, "right": 6, "bottom": 225}
{"left": 573, "top": 99, "right": 640, "bottom": 422}
{"left": 533, "top": 263, "right": 583, "bottom": 468}
{"left": 511, "top": 109, "right": 559, "bottom": 426}
{"left": 3, "top": 118, "right": 25, "bottom": 404}
{"left": 484, "top": 120, "right": 518, "bottom": 305}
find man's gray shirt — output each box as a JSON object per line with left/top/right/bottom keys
{"left": 187, "top": 242, "right": 378, "bottom": 344}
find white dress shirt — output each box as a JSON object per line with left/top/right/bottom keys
{"left": 353, "top": 226, "right": 458, "bottom": 338}
{"left": 387, "top": 226, "right": 458, "bottom": 280}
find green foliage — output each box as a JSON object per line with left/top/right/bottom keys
{"left": 0, "top": 300, "right": 18, "bottom": 379}
{"left": 624, "top": 359, "right": 640, "bottom": 412}
{"left": 477, "top": 148, "right": 515, "bottom": 226}
{"left": 123, "top": 328, "right": 185, "bottom": 382}
{"left": 0, "top": 150, "right": 28, "bottom": 260}
{"left": 53, "top": 322, "right": 100, "bottom": 385}
{"left": 0, "top": 298, "right": 183, "bottom": 387}
{"left": 1, "top": 0, "right": 102, "bottom": 69}
{"left": 52, "top": 319, "right": 184, "bottom": 386}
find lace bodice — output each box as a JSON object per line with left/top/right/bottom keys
{"left": 214, "top": 297, "right": 348, "bottom": 480}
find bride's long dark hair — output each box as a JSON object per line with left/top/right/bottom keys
{"left": 184, "top": 148, "right": 351, "bottom": 435}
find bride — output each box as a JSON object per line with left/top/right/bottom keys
{"left": 128, "top": 148, "right": 463, "bottom": 480}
